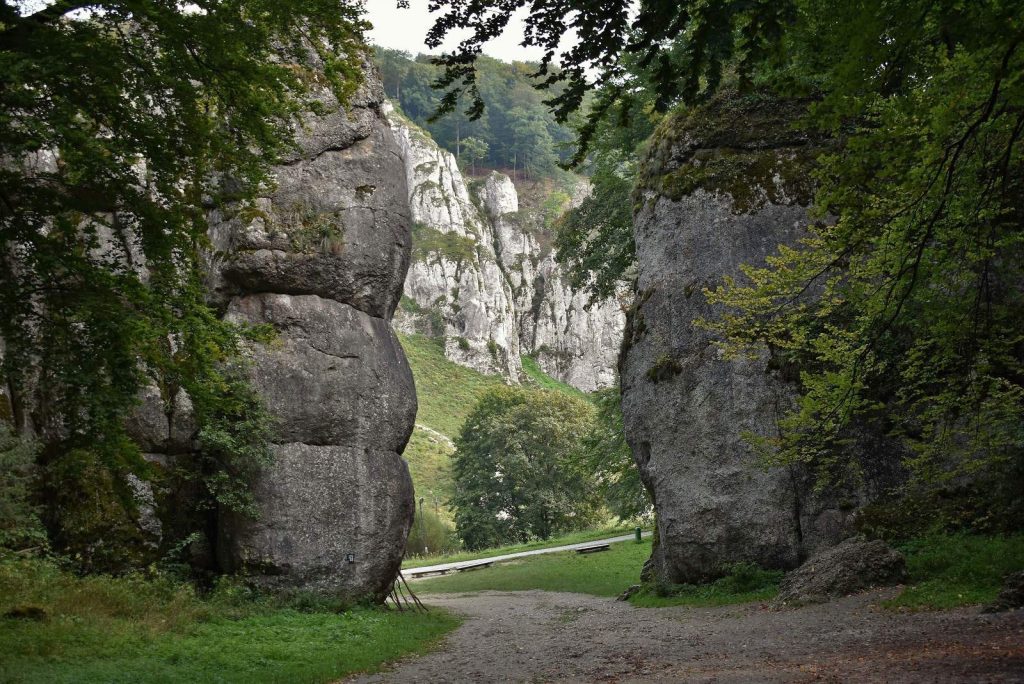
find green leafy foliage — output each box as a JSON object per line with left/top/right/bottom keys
{"left": 451, "top": 386, "right": 602, "bottom": 549}
{"left": 581, "top": 388, "right": 652, "bottom": 522}
{"left": 699, "top": 3, "right": 1024, "bottom": 495}
{"left": 373, "top": 48, "right": 574, "bottom": 177}
{"left": 423, "top": 1, "right": 791, "bottom": 163}
{"left": 885, "top": 533, "right": 1024, "bottom": 609}
{"left": 41, "top": 443, "right": 156, "bottom": 573}
{"left": 406, "top": 505, "right": 460, "bottom": 558}
{"left": 1, "top": 1, "right": 367, "bottom": 563}
{"left": 426, "top": 2, "right": 1024, "bottom": 510}
{"left": 0, "top": 425, "right": 45, "bottom": 553}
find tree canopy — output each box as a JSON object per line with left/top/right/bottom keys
{"left": 451, "top": 386, "right": 602, "bottom": 549}
{"left": 373, "top": 47, "right": 574, "bottom": 177}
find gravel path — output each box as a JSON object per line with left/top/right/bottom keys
{"left": 351, "top": 590, "right": 1024, "bottom": 683}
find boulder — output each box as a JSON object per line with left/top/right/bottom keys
{"left": 774, "top": 538, "right": 907, "bottom": 605}
{"left": 225, "top": 293, "right": 416, "bottom": 453}
{"left": 212, "top": 62, "right": 417, "bottom": 601}
{"left": 218, "top": 443, "right": 414, "bottom": 599}
{"left": 216, "top": 123, "right": 411, "bottom": 320}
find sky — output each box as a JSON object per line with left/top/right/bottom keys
{"left": 362, "top": 1, "right": 566, "bottom": 63}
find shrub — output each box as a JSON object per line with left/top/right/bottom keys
{"left": 406, "top": 507, "right": 459, "bottom": 558}
{"left": 0, "top": 426, "right": 46, "bottom": 554}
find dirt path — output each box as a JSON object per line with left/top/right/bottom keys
{"left": 352, "top": 590, "right": 1024, "bottom": 683}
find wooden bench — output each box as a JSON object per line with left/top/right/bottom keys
{"left": 407, "top": 559, "right": 494, "bottom": 578}
{"left": 575, "top": 543, "right": 611, "bottom": 554}
{"left": 455, "top": 559, "right": 494, "bottom": 573}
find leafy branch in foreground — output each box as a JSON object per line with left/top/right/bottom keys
{"left": 703, "top": 8, "right": 1024, "bottom": 493}
{"left": 427, "top": 1, "right": 1024, "bottom": 505}
{"left": 0, "top": 1, "right": 368, "bottom": 563}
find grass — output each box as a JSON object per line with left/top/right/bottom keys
{"left": 403, "top": 428, "right": 455, "bottom": 509}
{"left": 398, "top": 333, "right": 505, "bottom": 439}
{"left": 402, "top": 525, "right": 640, "bottom": 568}
{"left": 0, "top": 557, "right": 460, "bottom": 683}
{"left": 629, "top": 563, "right": 783, "bottom": 607}
{"left": 413, "top": 538, "right": 651, "bottom": 596}
{"left": 520, "top": 355, "right": 586, "bottom": 398}
{"left": 885, "top": 532, "right": 1024, "bottom": 610}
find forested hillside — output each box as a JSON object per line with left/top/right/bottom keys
{"left": 374, "top": 48, "right": 575, "bottom": 178}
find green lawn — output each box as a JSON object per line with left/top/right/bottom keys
{"left": 414, "top": 538, "right": 650, "bottom": 596}
{"left": 886, "top": 533, "right": 1024, "bottom": 609}
{"left": 0, "top": 558, "right": 460, "bottom": 683}
{"left": 412, "top": 538, "right": 783, "bottom": 608}
{"left": 402, "top": 525, "right": 640, "bottom": 569}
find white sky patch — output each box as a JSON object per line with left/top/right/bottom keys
{"left": 363, "top": 0, "right": 577, "bottom": 63}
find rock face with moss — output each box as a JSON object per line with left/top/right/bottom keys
{"left": 388, "top": 108, "right": 623, "bottom": 391}
{"left": 203, "top": 65, "right": 416, "bottom": 600}
{"left": 621, "top": 95, "right": 851, "bottom": 584}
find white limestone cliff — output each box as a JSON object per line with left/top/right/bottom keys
{"left": 387, "top": 106, "right": 624, "bottom": 392}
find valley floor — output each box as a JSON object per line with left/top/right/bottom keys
{"left": 351, "top": 590, "right": 1023, "bottom": 683}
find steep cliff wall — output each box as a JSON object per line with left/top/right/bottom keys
{"left": 388, "top": 109, "right": 623, "bottom": 392}
{"left": 621, "top": 95, "right": 853, "bottom": 584}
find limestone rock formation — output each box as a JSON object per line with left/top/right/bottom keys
{"left": 205, "top": 65, "right": 416, "bottom": 600}
{"left": 621, "top": 95, "right": 850, "bottom": 584}
{"left": 388, "top": 108, "right": 623, "bottom": 391}
{"left": 774, "top": 538, "right": 908, "bottom": 605}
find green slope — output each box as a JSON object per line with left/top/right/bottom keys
{"left": 398, "top": 333, "right": 588, "bottom": 513}
{"left": 398, "top": 334, "right": 504, "bottom": 510}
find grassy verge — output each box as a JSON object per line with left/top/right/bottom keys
{"left": 413, "top": 538, "right": 649, "bottom": 596}
{"left": 403, "top": 525, "right": 640, "bottom": 569}
{"left": 0, "top": 557, "right": 460, "bottom": 683}
{"left": 885, "top": 533, "right": 1024, "bottom": 610}
{"left": 628, "top": 563, "right": 783, "bottom": 607}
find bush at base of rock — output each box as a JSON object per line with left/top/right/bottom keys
{"left": 774, "top": 538, "right": 907, "bottom": 606}
{"left": 985, "top": 571, "right": 1024, "bottom": 613}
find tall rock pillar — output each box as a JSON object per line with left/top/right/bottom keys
{"left": 210, "top": 64, "right": 416, "bottom": 600}
{"left": 620, "top": 95, "right": 843, "bottom": 584}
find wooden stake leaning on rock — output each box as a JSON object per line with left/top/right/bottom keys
{"left": 399, "top": 571, "right": 428, "bottom": 612}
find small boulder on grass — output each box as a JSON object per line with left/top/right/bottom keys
{"left": 774, "top": 538, "right": 907, "bottom": 606}
{"left": 984, "top": 571, "right": 1024, "bottom": 613}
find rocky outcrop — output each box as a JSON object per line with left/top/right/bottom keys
{"left": 203, "top": 65, "right": 415, "bottom": 600}
{"left": 621, "top": 94, "right": 851, "bottom": 584}
{"left": 388, "top": 109, "right": 623, "bottom": 392}
{"left": 774, "top": 538, "right": 907, "bottom": 605}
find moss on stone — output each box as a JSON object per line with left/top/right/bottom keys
{"left": 44, "top": 445, "right": 158, "bottom": 574}
{"left": 412, "top": 223, "right": 477, "bottom": 265}
{"left": 636, "top": 90, "right": 826, "bottom": 214}
{"left": 646, "top": 354, "right": 683, "bottom": 383}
